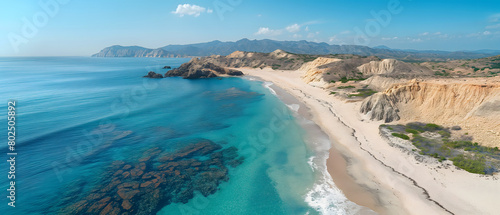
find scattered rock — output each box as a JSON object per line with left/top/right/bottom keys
{"left": 143, "top": 71, "right": 163, "bottom": 79}
{"left": 121, "top": 200, "right": 132, "bottom": 210}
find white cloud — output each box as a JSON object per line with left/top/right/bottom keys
{"left": 419, "top": 32, "right": 429, "bottom": 36}
{"left": 489, "top": 14, "right": 500, "bottom": 23}
{"left": 307, "top": 31, "right": 319, "bottom": 38}
{"left": 486, "top": 23, "right": 500, "bottom": 29}
{"left": 483, "top": 31, "right": 491, "bottom": 35}
{"left": 381, "top": 37, "right": 398, "bottom": 40}
{"left": 340, "top": 30, "right": 351, "bottom": 35}
{"left": 172, "top": 4, "right": 212, "bottom": 17}
{"left": 286, "top": 24, "right": 301, "bottom": 33}
{"left": 305, "top": 26, "right": 309, "bottom": 31}
{"left": 255, "top": 27, "right": 282, "bottom": 36}
{"left": 292, "top": 34, "right": 302, "bottom": 38}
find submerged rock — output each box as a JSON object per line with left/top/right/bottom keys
{"left": 59, "top": 139, "right": 244, "bottom": 215}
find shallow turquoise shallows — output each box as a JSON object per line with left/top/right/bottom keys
{"left": 0, "top": 57, "right": 362, "bottom": 215}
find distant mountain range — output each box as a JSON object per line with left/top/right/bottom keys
{"left": 92, "top": 39, "right": 500, "bottom": 61}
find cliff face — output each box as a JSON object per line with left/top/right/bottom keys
{"left": 357, "top": 59, "right": 432, "bottom": 76}
{"left": 299, "top": 56, "right": 431, "bottom": 87}
{"left": 300, "top": 57, "right": 341, "bottom": 87}
{"left": 360, "top": 80, "right": 500, "bottom": 146}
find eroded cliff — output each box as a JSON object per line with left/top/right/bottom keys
{"left": 360, "top": 79, "right": 500, "bottom": 146}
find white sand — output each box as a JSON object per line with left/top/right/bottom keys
{"left": 239, "top": 67, "right": 500, "bottom": 215}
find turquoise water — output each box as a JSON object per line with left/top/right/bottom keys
{"left": 0, "top": 57, "right": 355, "bottom": 214}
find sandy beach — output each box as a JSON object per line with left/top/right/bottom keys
{"left": 239, "top": 67, "right": 500, "bottom": 215}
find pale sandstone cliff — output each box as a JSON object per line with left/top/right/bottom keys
{"left": 357, "top": 59, "right": 432, "bottom": 76}
{"left": 300, "top": 57, "right": 341, "bottom": 87}
{"left": 360, "top": 79, "right": 500, "bottom": 147}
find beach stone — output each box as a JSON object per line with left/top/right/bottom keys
{"left": 140, "top": 181, "right": 153, "bottom": 188}
{"left": 68, "top": 200, "right": 88, "bottom": 214}
{"left": 139, "top": 156, "right": 151, "bottom": 162}
{"left": 117, "top": 189, "right": 140, "bottom": 200}
{"left": 121, "top": 200, "right": 132, "bottom": 210}
{"left": 100, "top": 203, "right": 114, "bottom": 215}
{"left": 118, "top": 182, "right": 139, "bottom": 190}
{"left": 86, "top": 197, "right": 110, "bottom": 213}
{"left": 122, "top": 171, "right": 130, "bottom": 179}
{"left": 111, "top": 160, "right": 125, "bottom": 169}
{"left": 130, "top": 168, "right": 144, "bottom": 177}
{"left": 123, "top": 165, "right": 132, "bottom": 170}
{"left": 139, "top": 162, "right": 147, "bottom": 170}
{"left": 142, "top": 172, "right": 153, "bottom": 179}
{"left": 113, "top": 170, "right": 123, "bottom": 176}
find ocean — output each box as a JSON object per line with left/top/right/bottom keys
{"left": 0, "top": 57, "right": 363, "bottom": 214}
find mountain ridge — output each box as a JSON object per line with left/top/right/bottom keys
{"left": 92, "top": 39, "right": 500, "bottom": 61}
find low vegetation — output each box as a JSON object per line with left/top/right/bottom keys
{"left": 392, "top": 133, "right": 410, "bottom": 140}
{"left": 337, "top": 85, "right": 355, "bottom": 89}
{"left": 381, "top": 122, "right": 500, "bottom": 175}
{"left": 348, "top": 89, "right": 377, "bottom": 98}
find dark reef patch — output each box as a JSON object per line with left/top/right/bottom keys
{"left": 57, "top": 139, "right": 244, "bottom": 215}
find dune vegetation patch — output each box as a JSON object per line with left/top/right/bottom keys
{"left": 381, "top": 122, "right": 500, "bottom": 175}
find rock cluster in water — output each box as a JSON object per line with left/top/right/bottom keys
{"left": 165, "top": 58, "right": 243, "bottom": 79}
{"left": 59, "top": 140, "right": 244, "bottom": 215}
{"left": 143, "top": 71, "right": 164, "bottom": 79}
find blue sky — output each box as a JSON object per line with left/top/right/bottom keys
{"left": 1, "top": 0, "right": 499, "bottom": 56}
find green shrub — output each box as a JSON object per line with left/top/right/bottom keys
{"left": 348, "top": 89, "right": 377, "bottom": 98}
{"left": 451, "top": 155, "right": 486, "bottom": 174}
{"left": 405, "top": 128, "right": 419, "bottom": 134}
{"left": 337, "top": 85, "right": 355, "bottom": 89}
{"left": 424, "top": 123, "right": 442, "bottom": 131}
{"left": 438, "top": 130, "right": 451, "bottom": 138}
{"left": 392, "top": 133, "right": 410, "bottom": 140}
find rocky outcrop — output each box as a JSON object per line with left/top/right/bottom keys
{"left": 162, "top": 66, "right": 171, "bottom": 69}
{"left": 143, "top": 71, "right": 163, "bottom": 79}
{"left": 360, "top": 93, "right": 400, "bottom": 122}
{"left": 300, "top": 57, "right": 341, "bottom": 87}
{"left": 360, "top": 79, "right": 500, "bottom": 146}
{"left": 165, "top": 58, "right": 243, "bottom": 79}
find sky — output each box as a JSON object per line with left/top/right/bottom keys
{"left": 1, "top": 0, "right": 499, "bottom": 56}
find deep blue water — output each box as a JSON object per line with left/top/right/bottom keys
{"left": 0, "top": 57, "right": 363, "bottom": 215}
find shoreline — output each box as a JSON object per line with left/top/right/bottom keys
{"left": 247, "top": 76, "right": 379, "bottom": 214}
{"left": 238, "top": 67, "right": 500, "bottom": 215}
